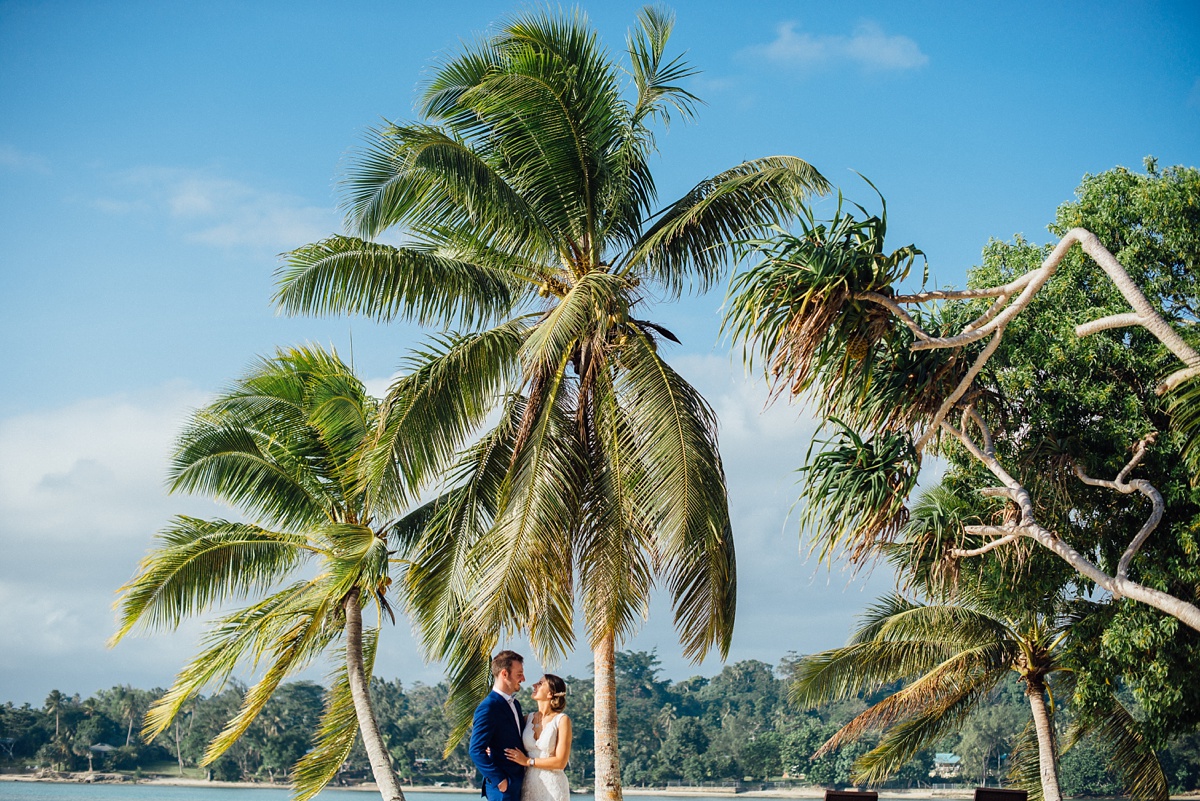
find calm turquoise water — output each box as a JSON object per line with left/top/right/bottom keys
{"left": 0, "top": 787, "right": 478, "bottom": 801}
{"left": 0, "top": 788, "right": 844, "bottom": 801}
{"left": 0, "top": 788, "right": 773, "bottom": 801}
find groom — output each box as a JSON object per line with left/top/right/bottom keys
{"left": 470, "top": 650, "right": 527, "bottom": 801}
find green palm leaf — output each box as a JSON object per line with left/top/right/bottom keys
{"left": 111, "top": 518, "right": 309, "bottom": 642}
{"left": 276, "top": 236, "right": 520, "bottom": 328}
{"left": 1065, "top": 697, "right": 1169, "bottom": 801}
{"left": 617, "top": 332, "right": 735, "bottom": 659}
{"left": 292, "top": 630, "right": 379, "bottom": 801}
{"left": 202, "top": 587, "right": 339, "bottom": 764}
{"left": 578, "top": 366, "right": 655, "bottom": 646}
{"left": 625, "top": 156, "right": 829, "bottom": 296}
{"left": 469, "top": 368, "right": 583, "bottom": 664}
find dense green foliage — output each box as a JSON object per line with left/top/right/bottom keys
{"left": 6, "top": 653, "right": 1200, "bottom": 792}
{"left": 110, "top": 346, "right": 415, "bottom": 799}
{"left": 725, "top": 161, "right": 1200, "bottom": 792}
{"left": 931, "top": 162, "right": 1200, "bottom": 750}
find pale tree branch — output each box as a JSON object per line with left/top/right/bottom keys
{"left": 1071, "top": 435, "right": 1165, "bottom": 581}
{"left": 854, "top": 291, "right": 932, "bottom": 340}
{"left": 1161, "top": 366, "right": 1200, "bottom": 394}
{"left": 961, "top": 405, "right": 994, "bottom": 459}
{"left": 1075, "top": 312, "right": 1143, "bottom": 338}
{"left": 938, "top": 421, "right": 1200, "bottom": 631}
{"left": 857, "top": 228, "right": 1200, "bottom": 395}
{"left": 952, "top": 528, "right": 1023, "bottom": 558}
{"left": 914, "top": 332, "right": 1002, "bottom": 452}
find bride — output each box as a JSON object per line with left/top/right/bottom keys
{"left": 504, "top": 674, "right": 572, "bottom": 801}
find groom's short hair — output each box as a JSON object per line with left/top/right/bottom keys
{"left": 491, "top": 650, "right": 524, "bottom": 678}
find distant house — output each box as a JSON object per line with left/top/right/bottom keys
{"left": 930, "top": 752, "right": 962, "bottom": 779}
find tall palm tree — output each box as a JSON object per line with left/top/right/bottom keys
{"left": 111, "top": 346, "right": 409, "bottom": 801}
{"left": 44, "top": 690, "right": 66, "bottom": 739}
{"left": 274, "top": 9, "right": 827, "bottom": 800}
{"left": 794, "top": 589, "right": 1069, "bottom": 797}
{"left": 790, "top": 503, "right": 1168, "bottom": 801}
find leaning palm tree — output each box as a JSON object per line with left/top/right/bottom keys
{"left": 791, "top": 493, "right": 1168, "bottom": 801}
{"left": 274, "top": 8, "right": 827, "bottom": 799}
{"left": 111, "top": 346, "right": 407, "bottom": 801}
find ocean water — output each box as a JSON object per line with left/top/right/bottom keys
{"left": 0, "top": 788, "right": 780, "bottom": 801}
{"left": 0, "top": 786, "right": 468, "bottom": 801}
{"left": 0, "top": 788, "right": 847, "bottom": 801}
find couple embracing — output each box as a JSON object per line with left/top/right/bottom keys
{"left": 470, "top": 651, "right": 573, "bottom": 801}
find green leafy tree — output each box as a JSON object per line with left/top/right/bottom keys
{"left": 274, "top": 9, "right": 826, "bottom": 800}
{"left": 724, "top": 166, "right": 1200, "bottom": 630}
{"left": 790, "top": 560, "right": 1168, "bottom": 801}
{"left": 111, "top": 346, "right": 413, "bottom": 801}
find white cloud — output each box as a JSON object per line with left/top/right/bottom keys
{"left": 0, "top": 381, "right": 442, "bottom": 703}
{"left": 0, "top": 384, "right": 227, "bottom": 697}
{"left": 91, "top": 166, "right": 338, "bottom": 252}
{"left": 0, "top": 143, "right": 50, "bottom": 174}
{"left": 746, "top": 20, "right": 929, "bottom": 73}
{"left": 0, "top": 363, "right": 939, "bottom": 702}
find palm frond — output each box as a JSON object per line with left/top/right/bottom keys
{"left": 202, "top": 587, "right": 339, "bottom": 764}
{"left": 627, "top": 6, "right": 700, "bottom": 129}
{"left": 817, "top": 644, "right": 1005, "bottom": 758}
{"left": 1066, "top": 694, "right": 1169, "bottom": 801}
{"left": 850, "top": 678, "right": 999, "bottom": 782}
{"left": 1166, "top": 373, "right": 1200, "bottom": 484}
{"left": 451, "top": 11, "right": 626, "bottom": 246}
{"left": 342, "top": 123, "right": 542, "bottom": 244}
{"left": 469, "top": 369, "right": 583, "bottom": 665}
{"left": 275, "top": 236, "right": 520, "bottom": 329}
{"left": 1006, "top": 718, "right": 1046, "bottom": 801}
{"left": 625, "top": 156, "right": 829, "bottom": 296}
{"left": 366, "top": 320, "right": 527, "bottom": 513}
{"left": 616, "top": 332, "right": 735, "bottom": 659}
{"left": 169, "top": 418, "right": 327, "bottom": 531}
{"left": 291, "top": 630, "right": 379, "bottom": 801}
{"left": 520, "top": 271, "right": 630, "bottom": 374}
{"left": 141, "top": 582, "right": 316, "bottom": 740}
{"left": 111, "top": 518, "right": 309, "bottom": 642}
{"left": 578, "top": 366, "right": 655, "bottom": 646}
{"left": 798, "top": 420, "right": 919, "bottom": 565}
{"left": 401, "top": 403, "right": 521, "bottom": 662}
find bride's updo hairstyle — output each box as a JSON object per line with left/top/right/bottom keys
{"left": 544, "top": 674, "right": 568, "bottom": 713}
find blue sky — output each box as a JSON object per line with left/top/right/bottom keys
{"left": 1, "top": 0, "right": 1197, "bottom": 705}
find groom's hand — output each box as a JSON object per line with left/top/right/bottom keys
{"left": 498, "top": 780, "right": 508, "bottom": 793}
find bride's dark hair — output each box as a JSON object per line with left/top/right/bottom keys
{"left": 544, "top": 674, "right": 568, "bottom": 713}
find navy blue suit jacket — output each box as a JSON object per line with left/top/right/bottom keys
{"left": 469, "top": 691, "right": 526, "bottom": 795}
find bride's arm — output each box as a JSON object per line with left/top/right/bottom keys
{"left": 530, "top": 716, "right": 572, "bottom": 771}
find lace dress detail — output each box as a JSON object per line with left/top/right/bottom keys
{"left": 521, "top": 713, "right": 569, "bottom": 801}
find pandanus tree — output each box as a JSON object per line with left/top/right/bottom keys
{"left": 791, "top": 490, "right": 1169, "bottom": 800}
{"left": 723, "top": 170, "right": 1200, "bottom": 631}
{"left": 111, "top": 347, "right": 408, "bottom": 801}
{"left": 273, "top": 9, "right": 827, "bottom": 799}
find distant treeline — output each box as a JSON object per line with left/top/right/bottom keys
{"left": 3, "top": 650, "right": 1199, "bottom": 793}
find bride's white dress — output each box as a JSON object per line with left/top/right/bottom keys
{"left": 521, "top": 713, "right": 569, "bottom": 801}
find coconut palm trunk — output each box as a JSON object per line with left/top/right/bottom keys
{"left": 345, "top": 589, "right": 405, "bottom": 801}
{"left": 593, "top": 632, "right": 622, "bottom": 801}
{"left": 1025, "top": 679, "right": 1061, "bottom": 801}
